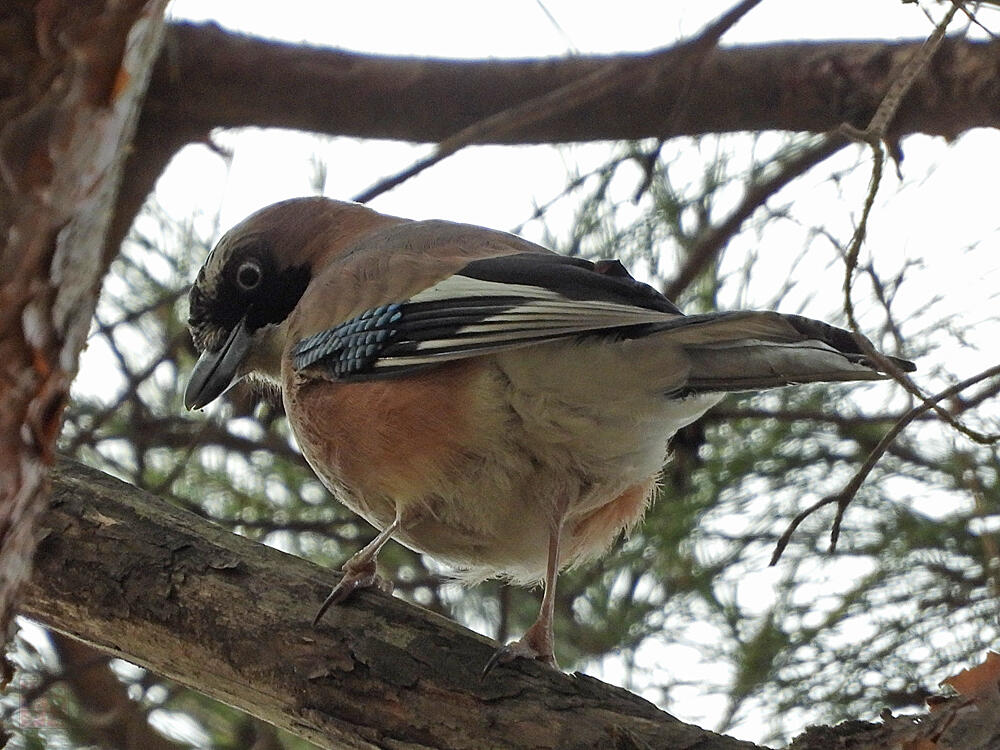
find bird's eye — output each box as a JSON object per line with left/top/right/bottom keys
{"left": 236, "top": 261, "right": 263, "bottom": 291}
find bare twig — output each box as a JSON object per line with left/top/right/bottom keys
{"left": 838, "top": 3, "right": 993, "bottom": 440}
{"left": 353, "top": 0, "right": 763, "bottom": 203}
{"left": 664, "top": 133, "right": 848, "bottom": 301}
{"left": 953, "top": 1, "right": 1000, "bottom": 40}
{"left": 771, "top": 362, "right": 1000, "bottom": 565}
{"left": 841, "top": 1, "right": 961, "bottom": 314}
{"left": 800, "top": 1, "right": 1000, "bottom": 553}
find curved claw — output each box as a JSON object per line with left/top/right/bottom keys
{"left": 481, "top": 623, "right": 558, "bottom": 678}
{"left": 481, "top": 638, "right": 545, "bottom": 678}
{"left": 312, "top": 560, "right": 392, "bottom": 627}
{"left": 481, "top": 649, "right": 504, "bottom": 678}
{"left": 312, "top": 580, "right": 361, "bottom": 627}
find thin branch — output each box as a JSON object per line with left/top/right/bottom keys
{"left": 841, "top": 0, "right": 962, "bottom": 312}
{"left": 802, "top": 1, "right": 1000, "bottom": 553}
{"left": 954, "top": 1, "right": 1000, "bottom": 39}
{"left": 771, "top": 362, "right": 1000, "bottom": 565}
{"left": 353, "top": 0, "right": 763, "bottom": 203}
{"left": 664, "top": 133, "right": 848, "bottom": 301}
{"left": 838, "top": 2, "right": 997, "bottom": 443}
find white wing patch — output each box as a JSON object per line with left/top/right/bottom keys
{"left": 370, "top": 274, "right": 681, "bottom": 370}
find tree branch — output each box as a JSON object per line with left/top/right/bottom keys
{"left": 20, "top": 459, "right": 1000, "bottom": 749}
{"left": 352, "top": 0, "right": 764, "bottom": 202}
{"left": 106, "top": 24, "right": 1000, "bottom": 282}
{"left": 21, "top": 458, "right": 761, "bottom": 750}
{"left": 770, "top": 362, "right": 1000, "bottom": 566}
{"left": 147, "top": 23, "right": 1000, "bottom": 145}
{"left": 107, "top": 23, "right": 1000, "bottom": 274}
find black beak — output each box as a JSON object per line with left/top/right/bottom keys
{"left": 184, "top": 317, "right": 253, "bottom": 410}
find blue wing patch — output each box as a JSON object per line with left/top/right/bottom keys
{"left": 292, "top": 303, "right": 403, "bottom": 377}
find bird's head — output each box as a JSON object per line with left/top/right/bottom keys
{"left": 184, "top": 197, "right": 393, "bottom": 410}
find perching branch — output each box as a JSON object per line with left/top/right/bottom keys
{"left": 21, "top": 459, "right": 1000, "bottom": 749}
{"left": 22, "top": 458, "right": 762, "bottom": 750}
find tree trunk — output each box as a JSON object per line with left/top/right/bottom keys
{"left": 0, "top": 0, "right": 168, "bottom": 651}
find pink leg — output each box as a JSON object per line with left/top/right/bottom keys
{"left": 483, "top": 521, "right": 563, "bottom": 674}
{"left": 313, "top": 514, "right": 402, "bottom": 626}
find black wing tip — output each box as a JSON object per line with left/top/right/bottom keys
{"left": 881, "top": 354, "right": 917, "bottom": 373}
{"left": 783, "top": 314, "right": 916, "bottom": 374}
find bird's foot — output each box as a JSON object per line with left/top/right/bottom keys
{"left": 312, "top": 558, "right": 392, "bottom": 626}
{"left": 482, "top": 621, "right": 558, "bottom": 676}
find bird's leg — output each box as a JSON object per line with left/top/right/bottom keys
{"left": 313, "top": 514, "right": 403, "bottom": 626}
{"left": 483, "top": 519, "right": 564, "bottom": 674}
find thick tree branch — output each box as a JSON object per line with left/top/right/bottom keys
{"left": 21, "top": 459, "right": 760, "bottom": 750}
{"left": 148, "top": 23, "right": 1000, "bottom": 145}
{"left": 351, "top": 0, "right": 764, "bottom": 203}
{"left": 109, "top": 23, "right": 1000, "bottom": 269}
{"left": 20, "top": 459, "right": 1000, "bottom": 749}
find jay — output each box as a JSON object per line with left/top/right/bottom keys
{"left": 184, "top": 197, "right": 914, "bottom": 670}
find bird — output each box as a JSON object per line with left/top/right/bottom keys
{"left": 184, "top": 196, "right": 914, "bottom": 671}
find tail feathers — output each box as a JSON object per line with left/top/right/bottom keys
{"left": 649, "top": 311, "right": 915, "bottom": 393}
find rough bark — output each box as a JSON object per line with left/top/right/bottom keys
{"left": 21, "top": 459, "right": 1000, "bottom": 750}
{"left": 0, "top": 0, "right": 168, "bottom": 649}
{"left": 22, "top": 459, "right": 761, "bottom": 750}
